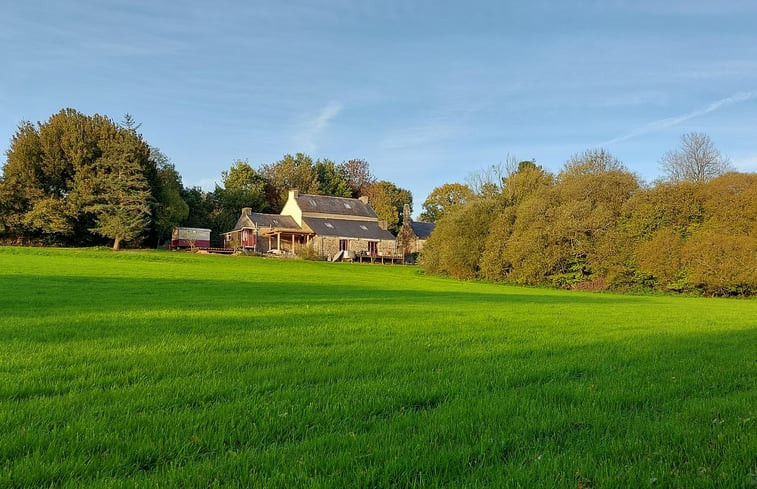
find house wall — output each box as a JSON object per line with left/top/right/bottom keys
{"left": 315, "top": 236, "right": 396, "bottom": 259}
{"left": 224, "top": 229, "right": 262, "bottom": 251}
{"left": 281, "top": 196, "right": 303, "bottom": 226}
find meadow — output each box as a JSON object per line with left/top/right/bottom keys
{"left": 0, "top": 247, "right": 755, "bottom": 488}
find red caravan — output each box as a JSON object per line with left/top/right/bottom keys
{"left": 171, "top": 227, "right": 211, "bottom": 249}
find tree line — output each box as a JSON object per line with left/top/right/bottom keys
{"left": 420, "top": 138, "right": 756, "bottom": 296}
{"left": 0, "top": 109, "right": 412, "bottom": 249}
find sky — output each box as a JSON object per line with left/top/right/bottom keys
{"left": 2, "top": 0, "right": 757, "bottom": 213}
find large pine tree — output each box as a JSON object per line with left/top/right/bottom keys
{"left": 85, "top": 128, "right": 152, "bottom": 250}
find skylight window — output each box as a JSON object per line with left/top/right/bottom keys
{"left": 344, "top": 202, "right": 351, "bottom": 209}
{"left": 309, "top": 199, "right": 317, "bottom": 206}
{"left": 324, "top": 222, "right": 334, "bottom": 229}
{"left": 359, "top": 225, "right": 368, "bottom": 230}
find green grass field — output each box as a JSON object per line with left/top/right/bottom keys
{"left": 0, "top": 247, "right": 755, "bottom": 488}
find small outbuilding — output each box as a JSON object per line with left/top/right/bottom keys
{"left": 171, "top": 227, "right": 211, "bottom": 249}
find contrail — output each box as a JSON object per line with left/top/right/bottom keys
{"left": 605, "top": 91, "right": 757, "bottom": 145}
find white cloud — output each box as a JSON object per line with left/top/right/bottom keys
{"left": 294, "top": 101, "right": 343, "bottom": 153}
{"left": 605, "top": 91, "right": 757, "bottom": 145}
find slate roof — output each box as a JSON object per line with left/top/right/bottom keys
{"left": 410, "top": 221, "right": 435, "bottom": 239}
{"left": 303, "top": 217, "right": 395, "bottom": 240}
{"left": 295, "top": 193, "right": 377, "bottom": 218}
{"left": 230, "top": 212, "right": 301, "bottom": 232}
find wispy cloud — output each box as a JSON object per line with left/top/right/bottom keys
{"left": 294, "top": 101, "right": 343, "bottom": 153}
{"left": 605, "top": 91, "right": 757, "bottom": 145}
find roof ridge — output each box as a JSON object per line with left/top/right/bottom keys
{"left": 297, "top": 193, "right": 361, "bottom": 201}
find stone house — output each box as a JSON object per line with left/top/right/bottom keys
{"left": 223, "top": 190, "right": 396, "bottom": 259}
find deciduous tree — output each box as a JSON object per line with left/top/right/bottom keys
{"left": 259, "top": 153, "right": 319, "bottom": 211}
{"left": 660, "top": 132, "right": 733, "bottom": 183}
{"left": 315, "top": 159, "right": 352, "bottom": 197}
{"left": 362, "top": 181, "right": 412, "bottom": 233}
{"left": 147, "top": 146, "right": 189, "bottom": 246}
{"left": 337, "top": 158, "right": 375, "bottom": 197}
{"left": 420, "top": 183, "right": 474, "bottom": 222}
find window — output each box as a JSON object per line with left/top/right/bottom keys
{"left": 324, "top": 222, "right": 334, "bottom": 229}
{"left": 339, "top": 239, "right": 349, "bottom": 251}
{"left": 368, "top": 241, "right": 378, "bottom": 255}
{"left": 309, "top": 198, "right": 317, "bottom": 206}
{"left": 344, "top": 202, "right": 351, "bottom": 209}
{"left": 359, "top": 225, "right": 368, "bottom": 231}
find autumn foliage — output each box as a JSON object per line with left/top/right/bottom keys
{"left": 422, "top": 154, "right": 756, "bottom": 296}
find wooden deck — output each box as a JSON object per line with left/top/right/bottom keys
{"left": 353, "top": 253, "right": 405, "bottom": 265}
{"left": 194, "top": 247, "right": 236, "bottom": 254}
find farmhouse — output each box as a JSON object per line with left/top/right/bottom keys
{"left": 223, "top": 190, "right": 396, "bottom": 259}
{"left": 396, "top": 203, "right": 435, "bottom": 256}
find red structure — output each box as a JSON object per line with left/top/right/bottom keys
{"left": 171, "top": 227, "right": 211, "bottom": 249}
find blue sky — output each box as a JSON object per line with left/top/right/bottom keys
{"left": 2, "top": 0, "right": 756, "bottom": 211}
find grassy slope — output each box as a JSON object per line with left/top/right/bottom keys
{"left": 0, "top": 247, "right": 755, "bottom": 488}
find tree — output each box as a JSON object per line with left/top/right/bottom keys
{"left": 85, "top": 128, "right": 152, "bottom": 251}
{"left": 147, "top": 146, "right": 189, "bottom": 247}
{"left": 561, "top": 148, "right": 626, "bottom": 178}
{"left": 180, "top": 186, "right": 214, "bottom": 229}
{"left": 209, "top": 160, "right": 269, "bottom": 234}
{"left": 259, "top": 153, "right": 319, "bottom": 211}
{"left": 420, "top": 197, "right": 499, "bottom": 279}
{"left": 479, "top": 162, "right": 554, "bottom": 281}
{"left": 219, "top": 160, "right": 268, "bottom": 212}
{"left": 2, "top": 109, "right": 152, "bottom": 245}
{"left": 314, "top": 159, "right": 352, "bottom": 197}
{"left": 502, "top": 153, "right": 639, "bottom": 287}
{"left": 337, "top": 158, "right": 375, "bottom": 197}
{"left": 660, "top": 132, "right": 733, "bottom": 183}
{"left": 681, "top": 173, "right": 757, "bottom": 295}
{"left": 419, "top": 183, "right": 475, "bottom": 222}
{"left": 500, "top": 160, "right": 554, "bottom": 206}
{"left": 465, "top": 160, "right": 510, "bottom": 197}
{"left": 362, "top": 181, "right": 413, "bottom": 234}
{"left": 0, "top": 109, "right": 181, "bottom": 247}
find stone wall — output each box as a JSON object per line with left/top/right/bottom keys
{"left": 314, "top": 237, "right": 396, "bottom": 259}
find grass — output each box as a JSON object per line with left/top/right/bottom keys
{"left": 0, "top": 246, "right": 755, "bottom": 488}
